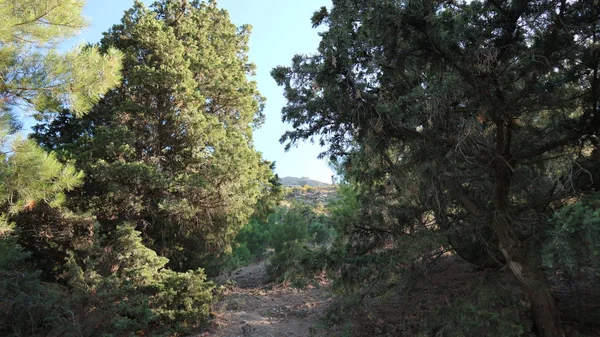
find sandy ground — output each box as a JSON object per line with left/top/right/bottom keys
{"left": 197, "top": 261, "right": 332, "bottom": 337}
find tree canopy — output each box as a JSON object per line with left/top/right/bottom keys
{"left": 0, "top": 0, "right": 122, "bottom": 230}
{"left": 0, "top": 0, "right": 122, "bottom": 234}
{"left": 2, "top": 0, "right": 599, "bottom": 335}
{"left": 34, "top": 0, "right": 275, "bottom": 270}
{"left": 0, "top": 0, "right": 122, "bottom": 115}
{"left": 0, "top": 0, "right": 275, "bottom": 335}
{"left": 273, "top": 1, "right": 600, "bottom": 336}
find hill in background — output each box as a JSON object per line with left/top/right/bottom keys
{"left": 280, "top": 176, "right": 331, "bottom": 187}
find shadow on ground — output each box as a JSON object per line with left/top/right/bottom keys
{"left": 197, "top": 261, "right": 332, "bottom": 337}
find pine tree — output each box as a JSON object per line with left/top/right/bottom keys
{"left": 0, "top": 0, "right": 122, "bottom": 241}
{"left": 34, "top": 0, "right": 275, "bottom": 270}
{"left": 0, "top": 1, "right": 122, "bottom": 334}
{"left": 0, "top": 0, "right": 122, "bottom": 115}
{"left": 0, "top": 0, "right": 122, "bottom": 219}
{"left": 273, "top": 1, "right": 600, "bottom": 336}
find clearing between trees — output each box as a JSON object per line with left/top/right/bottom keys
{"left": 201, "top": 261, "right": 332, "bottom": 337}
{"left": 200, "top": 256, "right": 600, "bottom": 337}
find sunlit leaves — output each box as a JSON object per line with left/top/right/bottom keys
{"left": 0, "top": 138, "right": 83, "bottom": 213}
{"left": 34, "top": 0, "right": 276, "bottom": 269}
{"left": 0, "top": 0, "right": 122, "bottom": 115}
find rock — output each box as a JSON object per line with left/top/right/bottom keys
{"left": 241, "top": 324, "right": 254, "bottom": 335}
{"left": 292, "top": 309, "right": 308, "bottom": 317}
{"left": 226, "top": 299, "right": 241, "bottom": 310}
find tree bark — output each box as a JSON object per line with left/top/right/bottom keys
{"left": 493, "top": 210, "right": 565, "bottom": 337}
{"left": 491, "top": 120, "right": 565, "bottom": 337}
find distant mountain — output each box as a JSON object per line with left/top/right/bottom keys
{"left": 280, "top": 176, "right": 330, "bottom": 187}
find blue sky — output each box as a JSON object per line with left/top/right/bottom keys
{"left": 64, "top": 0, "right": 334, "bottom": 183}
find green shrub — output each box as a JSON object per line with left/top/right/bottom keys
{"left": 151, "top": 268, "right": 214, "bottom": 333}
{"left": 0, "top": 223, "right": 215, "bottom": 337}
{"left": 221, "top": 242, "right": 254, "bottom": 271}
{"left": 217, "top": 217, "right": 272, "bottom": 273}
{"left": 423, "top": 284, "right": 525, "bottom": 337}
{"left": 266, "top": 204, "right": 334, "bottom": 285}
{"left": 66, "top": 224, "right": 214, "bottom": 337}
{"left": 543, "top": 194, "right": 600, "bottom": 274}
{"left": 234, "top": 218, "right": 271, "bottom": 258}
{"left": 217, "top": 202, "right": 336, "bottom": 277}
{"left": 308, "top": 219, "right": 335, "bottom": 245}
{"left": 0, "top": 238, "right": 70, "bottom": 337}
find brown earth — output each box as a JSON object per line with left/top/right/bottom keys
{"left": 196, "top": 261, "right": 333, "bottom": 337}
{"left": 195, "top": 256, "right": 600, "bottom": 337}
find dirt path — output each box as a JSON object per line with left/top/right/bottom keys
{"left": 198, "top": 261, "right": 332, "bottom": 337}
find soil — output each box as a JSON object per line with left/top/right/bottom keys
{"left": 195, "top": 256, "right": 600, "bottom": 337}
{"left": 196, "top": 261, "right": 333, "bottom": 337}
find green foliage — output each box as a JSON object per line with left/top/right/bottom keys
{"left": 0, "top": 238, "right": 70, "bottom": 336}
{"left": 236, "top": 219, "right": 273, "bottom": 258}
{"left": 0, "top": 0, "right": 275, "bottom": 336}
{"left": 0, "top": 0, "right": 121, "bottom": 220}
{"left": 543, "top": 194, "right": 600, "bottom": 274}
{"left": 3, "top": 0, "right": 598, "bottom": 335}
{"left": 325, "top": 184, "right": 360, "bottom": 237}
{"left": 221, "top": 218, "right": 271, "bottom": 271}
{"left": 0, "top": 138, "right": 83, "bottom": 213}
{"left": 221, "top": 242, "right": 255, "bottom": 272}
{"left": 0, "top": 222, "right": 214, "bottom": 337}
{"left": 253, "top": 162, "right": 285, "bottom": 222}
{"left": 272, "top": 0, "right": 600, "bottom": 252}
{"left": 0, "top": 2, "right": 125, "bottom": 334}
{"left": 0, "top": 0, "right": 122, "bottom": 114}
{"left": 274, "top": 1, "right": 600, "bottom": 334}
{"left": 423, "top": 284, "right": 525, "bottom": 337}
{"left": 320, "top": 183, "right": 445, "bottom": 290}
{"left": 33, "top": 0, "right": 275, "bottom": 270}
{"left": 66, "top": 224, "right": 214, "bottom": 336}
{"left": 215, "top": 201, "right": 336, "bottom": 286}
{"left": 268, "top": 242, "right": 328, "bottom": 288}
{"left": 266, "top": 204, "right": 334, "bottom": 286}
{"left": 0, "top": 0, "right": 87, "bottom": 43}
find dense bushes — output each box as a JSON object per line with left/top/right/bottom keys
{"left": 0, "top": 0, "right": 277, "bottom": 335}
{"left": 66, "top": 224, "right": 214, "bottom": 336}
{"left": 265, "top": 184, "right": 600, "bottom": 336}
{"left": 0, "top": 223, "right": 214, "bottom": 337}
{"left": 219, "top": 217, "right": 273, "bottom": 272}
{"left": 217, "top": 200, "right": 336, "bottom": 285}
{"left": 0, "top": 238, "right": 69, "bottom": 336}
{"left": 543, "top": 195, "right": 600, "bottom": 274}
{"left": 422, "top": 283, "right": 526, "bottom": 337}
{"left": 262, "top": 184, "right": 530, "bottom": 336}
{"left": 266, "top": 204, "right": 334, "bottom": 285}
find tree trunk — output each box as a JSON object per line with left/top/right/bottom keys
{"left": 504, "top": 251, "right": 564, "bottom": 337}
{"left": 528, "top": 284, "right": 565, "bottom": 337}
{"left": 494, "top": 213, "right": 565, "bottom": 337}
{"left": 491, "top": 119, "right": 565, "bottom": 337}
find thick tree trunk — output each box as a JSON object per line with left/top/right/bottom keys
{"left": 528, "top": 285, "right": 565, "bottom": 337}
{"left": 490, "top": 119, "right": 565, "bottom": 337}
{"left": 494, "top": 213, "right": 565, "bottom": 337}
{"left": 503, "top": 250, "right": 564, "bottom": 337}
{"left": 504, "top": 254, "right": 564, "bottom": 337}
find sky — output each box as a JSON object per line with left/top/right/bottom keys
{"left": 61, "top": 0, "right": 334, "bottom": 184}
